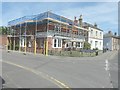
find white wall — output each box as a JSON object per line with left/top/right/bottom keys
{"left": 88, "top": 27, "right": 103, "bottom": 50}
{"left": 88, "top": 38, "right": 103, "bottom": 50}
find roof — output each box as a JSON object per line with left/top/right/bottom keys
{"left": 8, "top": 11, "right": 74, "bottom": 26}
{"left": 83, "top": 22, "right": 103, "bottom": 31}
{"left": 104, "top": 33, "right": 120, "bottom": 39}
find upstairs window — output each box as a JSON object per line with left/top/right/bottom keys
{"left": 100, "top": 32, "right": 102, "bottom": 37}
{"left": 96, "top": 31, "right": 98, "bottom": 36}
{"left": 91, "top": 29, "right": 93, "bottom": 35}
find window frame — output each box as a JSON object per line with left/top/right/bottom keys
{"left": 53, "top": 38, "right": 62, "bottom": 48}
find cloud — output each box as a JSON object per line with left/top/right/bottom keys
{"left": 59, "top": 2, "right": 118, "bottom": 32}
{"left": 1, "top": 2, "right": 118, "bottom": 34}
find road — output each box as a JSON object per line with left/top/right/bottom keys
{"left": 1, "top": 49, "right": 118, "bottom": 89}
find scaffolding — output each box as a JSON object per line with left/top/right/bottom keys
{"left": 7, "top": 11, "right": 88, "bottom": 55}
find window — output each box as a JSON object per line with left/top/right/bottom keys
{"left": 81, "top": 42, "right": 83, "bottom": 48}
{"left": 77, "top": 42, "right": 80, "bottom": 47}
{"left": 90, "top": 40, "right": 92, "bottom": 44}
{"left": 91, "top": 29, "right": 93, "bottom": 35}
{"left": 72, "top": 42, "right": 73, "bottom": 47}
{"left": 95, "top": 41, "right": 98, "bottom": 48}
{"left": 66, "top": 43, "right": 69, "bottom": 47}
{"left": 96, "top": 31, "right": 98, "bottom": 36}
{"left": 54, "top": 39, "right": 57, "bottom": 47}
{"left": 100, "top": 32, "right": 102, "bottom": 37}
{"left": 100, "top": 42, "right": 101, "bottom": 46}
{"left": 53, "top": 39, "right": 62, "bottom": 48}
{"left": 58, "top": 39, "right": 61, "bottom": 47}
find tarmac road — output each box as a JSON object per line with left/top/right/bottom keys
{"left": 1, "top": 49, "right": 118, "bottom": 88}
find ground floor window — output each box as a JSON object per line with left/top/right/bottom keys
{"left": 58, "top": 39, "right": 61, "bottom": 47}
{"left": 53, "top": 38, "right": 62, "bottom": 48}
{"left": 77, "top": 42, "right": 80, "bottom": 48}
{"left": 76, "top": 42, "right": 83, "bottom": 48}
{"left": 54, "top": 39, "right": 57, "bottom": 47}
{"left": 95, "top": 41, "right": 98, "bottom": 48}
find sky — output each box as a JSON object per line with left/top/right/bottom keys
{"left": 1, "top": 2, "right": 118, "bottom": 34}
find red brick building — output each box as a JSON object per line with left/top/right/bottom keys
{"left": 7, "top": 11, "right": 88, "bottom": 55}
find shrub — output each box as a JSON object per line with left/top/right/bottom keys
{"left": 83, "top": 41, "right": 91, "bottom": 50}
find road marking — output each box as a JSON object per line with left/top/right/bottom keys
{"left": 1, "top": 60, "right": 71, "bottom": 90}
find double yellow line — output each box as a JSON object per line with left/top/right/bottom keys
{"left": 1, "top": 60, "right": 71, "bottom": 90}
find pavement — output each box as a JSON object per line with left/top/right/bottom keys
{"left": 1, "top": 49, "right": 118, "bottom": 88}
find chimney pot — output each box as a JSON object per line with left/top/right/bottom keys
{"left": 114, "top": 32, "right": 117, "bottom": 36}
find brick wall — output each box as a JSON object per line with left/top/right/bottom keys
{"left": 0, "top": 35, "right": 7, "bottom": 47}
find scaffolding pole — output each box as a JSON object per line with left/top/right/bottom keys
{"left": 45, "top": 11, "right": 49, "bottom": 56}
{"left": 34, "top": 17, "right": 37, "bottom": 55}
{"left": 19, "top": 22, "right": 21, "bottom": 52}
{"left": 45, "top": 39, "right": 48, "bottom": 56}
{"left": 44, "top": 39, "right": 45, "bottom": 55}
{"left": 6, "top": 35, "right": 8, "bottom": 51}
{"left": 6, "top": 27, "right": 9, "bottom": 51}
{"left": 13, "top": 26, "right": 15, "bottom": 51}
{"left": 10, "top": 26, "right": 12, "bottom": 50}
{"left": 24, "top": 22, "right": 27, "bottom": 54}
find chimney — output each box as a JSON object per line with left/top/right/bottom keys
{"left": 74, "top": 16, "right": 76, "bottom": 20}
{"left": 79, "top": 15, "right": 83, "bottom": 27}
{"left": 114, "top": 32, "right": 117, "bottom": 36}
{"left": 108, "top": 31, "right": 111, "bottom": 34}
{"left": 74, "top": 16, "right": 78, "bottom": 25}
{"left": 94, "top": 23, "right": 97, "bottom": 28}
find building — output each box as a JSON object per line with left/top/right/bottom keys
{"left": 103, "top": 31, "right": 119, "bottom": 51}
{"left": 7, "top": 11, "right": 89, "bottom": 55}
{"left": 83, "top": 22, "right": 103, "bottom": 50}
{"left": 0, "top": 35, "right": 7, "bottom": 49}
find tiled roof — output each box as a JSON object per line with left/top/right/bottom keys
{"left": 83, "top": 22, "right": 103, "bottom": 31}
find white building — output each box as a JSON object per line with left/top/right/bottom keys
{"left": 83, "top": 22, "right": 103, "bottom": 50}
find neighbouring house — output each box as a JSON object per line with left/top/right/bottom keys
{"left": 83, "top": 22, "right": 103, "bottom": 50}
{"left": 103, "top": 31, "right": 119, "bottom": 51}
{"left": 7, "top": 11, "right": 89, "bottom": 55}
{"left": 0, "top": 35, "right": 7, "bottom": 49}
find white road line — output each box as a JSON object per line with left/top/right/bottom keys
{"left": 1, "top": 60, "right": 71, "bottom": 90}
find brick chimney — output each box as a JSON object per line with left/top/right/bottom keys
{"left": 79, "top": 15, "right": 83, "bottom": 27}
{"left": 74, "top": 16, "right": 78, "bottom": 25}
{"left": 108, "top": 31, "right": 112, "bottom": 34}
{"left": 94, "top": 23, "right": 97, "bottom": 28}
{"left": 114, "top": 32, "right": 117, "bottom": 36}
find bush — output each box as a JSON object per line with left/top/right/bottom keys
{"left": 15, "top": 44, "right": 19, "bottom": 50}
{"left": 83, "top": 41, "right": 91, "bottom": 50}
{"left": 93, "top": 48, "right": 98, "bottom": 50}
{"left": 8, "top": 43, "right": 13, "bottom": 50}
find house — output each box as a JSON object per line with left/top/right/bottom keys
{"left": 83, "top": 22, "right": 103, "bottom": 50}
{"left": 103, "top": 31, "right": 119, "bottom": 51}
{"left": 7, "top": 11, "right": 88, "bottom": 55}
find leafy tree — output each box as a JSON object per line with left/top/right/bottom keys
{"left": 83, "top": 41, "right": 91, "bottom": 49}
{"left": 0, "top": 26, "right": 9, "bottom": 35}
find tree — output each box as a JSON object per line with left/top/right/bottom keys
{"left": 83, "top": 41, "right": 91, "bottom": 49}
{"left": 0, "top": 26, "right": 9, "bottom": 35}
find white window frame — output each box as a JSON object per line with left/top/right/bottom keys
{"left": 91, "top": 29, "right": 93, "bottom": 35}
{"left": 52, "top": 38, "right": 62, "bottom": 48}
{"left": 96, "top": 31, "right": 98, "bottom": 36}
{"left": 65, "top": 43, "right": 69, "bottom": 48}
{"left": 76, "top": 42, "right": 80, "bottom": 48}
